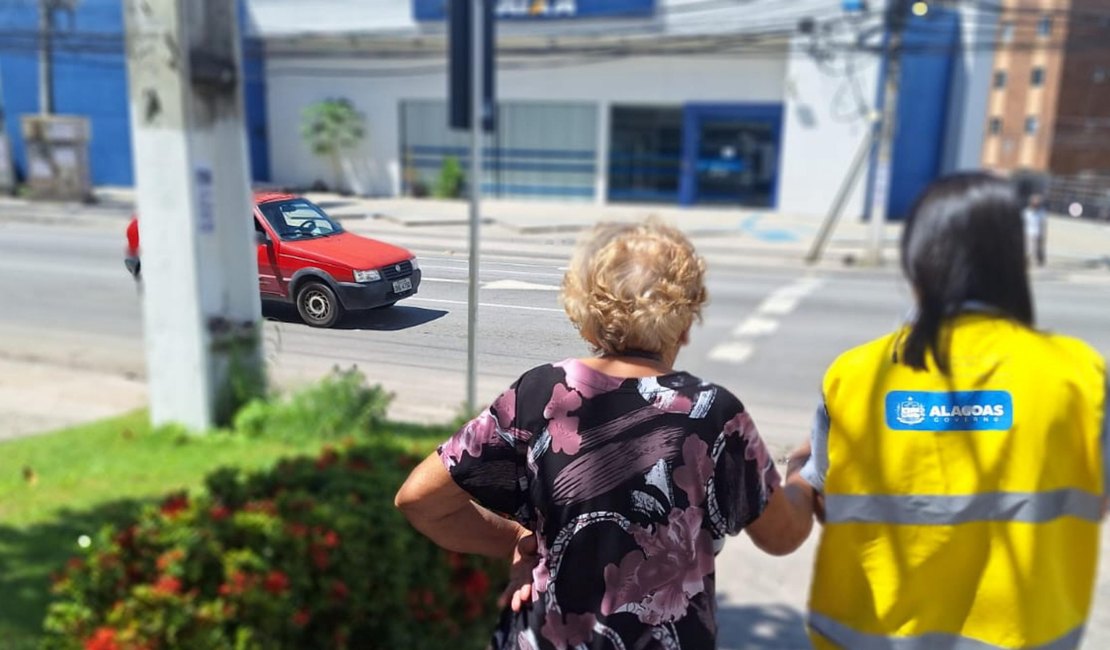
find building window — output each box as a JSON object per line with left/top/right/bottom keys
{"left": 1025, "top": 116, "right": 1039, "bottom": 135}
{"left": 1000, "top": 21, "right": 1015, "bottom": 43}
{"left": 993, "top": 70, "right": 1007, "bottom": 89}
{"left": 1094, "top": 67, "right": 1107, "bottom": 84}
{"left": 989, "top": 117, "right": 1002, "bottom": 135}
{"left": 398, "top": 99, "right": 598, "bottom": 201}
{"left": 1037, "top": 15, "right": 1052, "bottom": 37}
{"left": 1031, "top": 67, "right": 1045, "bottom": 87}
{"left": 608, "top": 106, "right": 683, "bottom": 203}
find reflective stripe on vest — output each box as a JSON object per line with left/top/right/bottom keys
{"left": 810, "top": 613, "right": 1085, "bottom": 650}
{"left": 824, "top": 489, "right": 1104, "bottom": 525}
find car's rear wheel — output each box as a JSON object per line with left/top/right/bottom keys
{"left": 296, "top": 281, "right": 344, "bottom": 328}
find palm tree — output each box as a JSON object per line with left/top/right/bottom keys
{"left": 300, "top": 99, "right": 367, "bottom": 195}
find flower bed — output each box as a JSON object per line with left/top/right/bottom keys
{"left": 42, "top": 440, "right": 503, "bottom": 650}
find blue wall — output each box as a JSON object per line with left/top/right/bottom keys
{"left": 0, "top": 0, "right": 269, "bottom": 187}
{"left": 886, "top": 7, "right": 960, "bottom": 219}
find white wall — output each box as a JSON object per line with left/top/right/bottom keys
{"left": 265, "top": 55, "right": 789, "bottom": 196}
{"left": 940, "top": 5, "right": 997, "bottom": 174}
{"left": 779, "top": 37, "right": 881, "bottom": 219}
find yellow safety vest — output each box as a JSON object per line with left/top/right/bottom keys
{"left": 809, "top": 313, "right": 1106, "bottom": 650}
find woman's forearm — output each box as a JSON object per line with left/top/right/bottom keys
{"left": 395, "top": 452, "right": 529, "bottom": 559}
{"left": 405, "top": 498, "right": 528, "bottom": 559}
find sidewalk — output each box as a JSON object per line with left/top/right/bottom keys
{"left": 3, "top": 187, "right": 1108, "bottom": 272}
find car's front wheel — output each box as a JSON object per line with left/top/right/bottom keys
{"left": 296, "top": 281, "right": 344, "bottom": 328}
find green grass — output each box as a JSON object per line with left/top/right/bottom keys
{"left": 0, "top": 411, "right": 452, "bottom": 648}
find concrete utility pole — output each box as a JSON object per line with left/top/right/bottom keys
{"left": 864, "top": 0, "right": 909, "bottom": 266}
{"left": 122, "top": 0, "right": 263, "bottom": 430}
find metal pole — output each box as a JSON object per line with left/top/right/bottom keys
{"left": 466, "top": 0, "right": 484, "bottom": 415}
{"left": 805, "top": 125, "right": 876, "bottom": 264}
{"left": 38, "top": 0, "right": 54, "bottom": 115}
{"left": 864, "top": 0, "right": 906, "bottom": 266}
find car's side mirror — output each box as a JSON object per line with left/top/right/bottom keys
{"left": 255, "top": 230, "right": 270, "bottom": 246}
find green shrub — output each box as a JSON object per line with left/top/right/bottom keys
{"left": 42, "top": 440, "right": 503, "bottom": 650}
{"left": 433, "top": 156, "right": 465, "bottom": 199}
{"left": 233, "top": 368, "right": 393, "bottom": 442}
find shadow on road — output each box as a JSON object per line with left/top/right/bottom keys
{"left": 262, "top": 303, "right": 448, "bottom": 332}
{"left": 717, "top": 603, "right": 812, "bottom": 650}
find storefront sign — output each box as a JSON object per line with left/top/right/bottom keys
{"left": 414, "top": 0, "right": 655, "bottom": 21}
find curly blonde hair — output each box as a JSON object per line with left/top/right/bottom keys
{"left": 561, "top": 219, "right": 708, "bottom": 356}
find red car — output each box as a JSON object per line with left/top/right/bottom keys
{"left": 126, "top": 193, "right": 422, "bottom": 328}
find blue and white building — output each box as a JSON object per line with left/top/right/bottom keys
{"left": 0, "top": 0, "right": 996, "bottom": 219}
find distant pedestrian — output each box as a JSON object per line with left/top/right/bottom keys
{"left": 796, "top": 173, "right": 1107, "bottom": 650}
{"left": 395, "top": 220, "right": 815, "bottom": 650}
{"left": 1024, "top": 193, "right": 1047, "bottom": 267}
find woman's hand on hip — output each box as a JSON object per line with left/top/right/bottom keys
{"left": 498, "top": 530, "right": 539, "bottom": 613}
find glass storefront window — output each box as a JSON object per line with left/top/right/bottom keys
{"left": 399, "top": 100, "right": 597, "bottom": 201}
{"left": 607, "top": 106, "right": 683, "bottom": 204}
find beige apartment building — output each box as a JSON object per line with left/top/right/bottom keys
{"left": 982, "top": 0, "right": 1110, "bottom": 176}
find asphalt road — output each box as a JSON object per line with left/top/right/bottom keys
{"left": 2, "top": 217, "right": 1109, "bottom": 648}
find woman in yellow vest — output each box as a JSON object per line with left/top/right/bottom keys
{"left": 798, "top": 173, "right": 1109, "bottom": 650}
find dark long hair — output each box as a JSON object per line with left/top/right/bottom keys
{"left": 900, "top": 173, "right": 1035, "bottom": 373}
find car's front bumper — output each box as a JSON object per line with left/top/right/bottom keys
{"left": 336, "top": 270, "right": 422, "bottom": 310}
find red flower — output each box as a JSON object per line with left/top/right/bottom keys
{"left": 329, "top": 580, "right": 350, "bottom": 602}
{"left": 84, "top": 627, "right": 119, "bottom": 650}
{"left": 287, "top": 522, "right": 309, "bottom": 538}
{"left": 114, "top": 526, "right": 137, "bottom": 549}
{"left": 219, "top": 570, "right": 251, "bottom": 597}
{"left": 160, "top": 493, "right": 189, "bottom": 518}
{"left": 462, "top": 569, "right": 490, "bottom": 598}
{"left": 446, "top": 552, "right": 464, "bottom": 570}
{"left": 209, "top": 505, "right": 231, "bottom": 521}
{"left": 322, "top": 530, "right": 340, "bottom": 549}
{"left": 263, "top": 570, "right": 290, "bottom": 595}
{"left": 152, "top": 575, "right": 182, "bottom": 596}
{"left": 67, "top": 557, "right": 84, "bottom": 572}
{"left": 292, "top": 608, "right": 311, "bottom": 627}
{"left": 156, "top": 549, "right": 184, "bottom": 572}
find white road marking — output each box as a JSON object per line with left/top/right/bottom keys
{"left": 708, "top": 342, "right": 755, "bottom": 364}
{"left": 483, "top": 279, "right": 561, "bottom": 292}
{"left": 408, "top": 297, "right": 564, "bottom": 314}
{"left": 421, "top": 277, "right": 470, "bottom": 284}
{"left": 732, "top": 316, "right": 779, "bottom": 338}
{"left": 755, "top": 277, "right": 825, "bottom": 316}
{"left": 710, "top": 276, "right": 825, "bottom": 365}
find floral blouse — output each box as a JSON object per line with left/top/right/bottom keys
{"left": 438, "top": 359, "right": 781, "bottom": 650}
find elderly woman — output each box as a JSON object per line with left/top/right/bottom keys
{"left": 396, "top": 220, "right": 815, "bottom": 649}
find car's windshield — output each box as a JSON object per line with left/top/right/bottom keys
{"left": 259, "top": 198, "right": 344, "bottom": 241}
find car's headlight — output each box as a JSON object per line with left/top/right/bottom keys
{"left": 354, "top": 269, "right": 381, "bottom": 283}
{"left": 410, "top": 257, "right": 420, "bottom": 270}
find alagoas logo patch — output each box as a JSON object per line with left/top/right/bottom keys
{"left": 885, "top": 391, "right": 1014, "bottom": 431}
